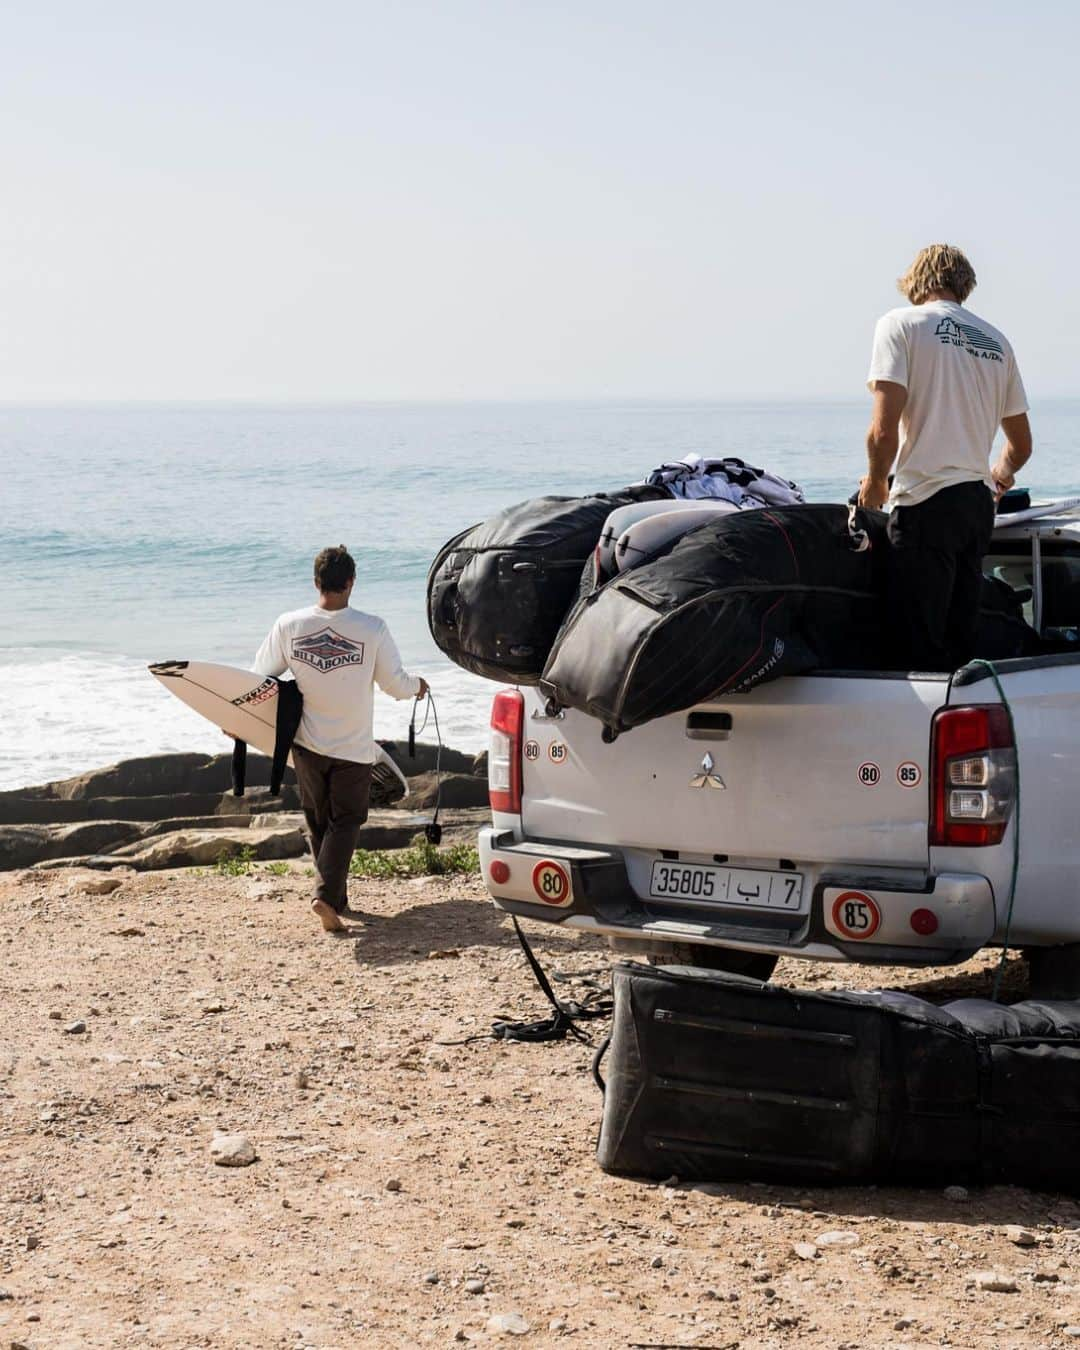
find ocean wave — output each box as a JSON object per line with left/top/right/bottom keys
{"left": 0, "top": 649, "right": 490, "bottom": 791}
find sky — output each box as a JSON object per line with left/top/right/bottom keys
{"left": 1, "top": 1, "right": 1077, "bottom": 401}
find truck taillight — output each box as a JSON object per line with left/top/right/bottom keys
{"left": 930, "top": 705, "right": 1015, "bottom": 847}
{"left": 489, "top": 689, "right": 524, "bottom": 815}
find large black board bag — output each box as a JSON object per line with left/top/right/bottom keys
{"left": 542, "top": 503, "right": 888, "bottom": 735}
{"left": 427, "top": 485, "right": 667, "bottom": 684}
{"left": 596, "top": 963, "right": 1080, "bottom": 1192}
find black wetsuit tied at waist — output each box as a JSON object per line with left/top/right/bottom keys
{"left": 230, "top": 679, "right": 304, "bottom": 797}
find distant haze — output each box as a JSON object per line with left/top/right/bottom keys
{"left": 2, "top": 1, "right": 1077, "bottom": 401}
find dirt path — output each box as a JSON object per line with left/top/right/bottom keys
{"left": 0, "top": 864, "right": 1077, "bottom": 1349}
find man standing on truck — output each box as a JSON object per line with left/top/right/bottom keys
{"left": 253, "top": 546, "right": 428, "bottom": 933}
{"left": 858, "top": 244, "right": 1033, "bottom": 670}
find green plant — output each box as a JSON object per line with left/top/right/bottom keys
{"left": 263, "top": 861, "right": 290, "bottom": 876}
{"left": 349, "top": 838, "right": 480, "bottom": 879}
{"left": 214, "top": 845, "right": 256, "bottom": 877}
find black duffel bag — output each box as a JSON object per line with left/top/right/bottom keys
{"left": 542, "top": 503, "right": 888, "bottom": 736}
{"left": 596, "top": 962, "right": 1080, "bottom": 1192}
{"left": 427, "top": 485, "right": 667, "bottom": 684}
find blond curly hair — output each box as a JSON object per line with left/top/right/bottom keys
{"left": 897, "top": 244, "right": 976, "bottom": 304}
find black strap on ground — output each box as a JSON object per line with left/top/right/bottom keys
{"left": 436, "top": 916, "right": 613, "bottom": 1046}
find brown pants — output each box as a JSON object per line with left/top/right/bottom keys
{"left": 291, "top": 745, "right": 372, "bottom": 913}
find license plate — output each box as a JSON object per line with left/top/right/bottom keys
{"left": 649, "top": 860, "right": 804, "bottom": 910}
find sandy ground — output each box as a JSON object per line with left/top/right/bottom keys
{"left": 1, "top": 863, "right": 1078, "bottom": 1350}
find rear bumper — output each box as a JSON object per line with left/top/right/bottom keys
{"left": 479, "top": 826, "right": 996, "bottom": 966}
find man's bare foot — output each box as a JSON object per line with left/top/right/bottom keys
{"left": 312, "top": 899, "right": 346, "bottom": 933}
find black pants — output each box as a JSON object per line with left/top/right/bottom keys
{"left": 886, "top": 480, "right": 995, "bottom": 672}
{"left": 291, "top": 745, "right": 372, "bottom": 913}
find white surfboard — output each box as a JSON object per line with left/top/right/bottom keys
{"left": 597, "top": 498, "right": 733, "bottom": 574}
{"left": 993, "top": 495, "right": 1080, "bottom": 529}
{"left": 148, "top": 660, "right": 409, "bottom": 803}
{"left": 614, "top": 501, "right": 739, "bottom": 573}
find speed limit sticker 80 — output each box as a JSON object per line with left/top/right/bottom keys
{"left": 531, "top": 860, "right": 571, "bottom": 906}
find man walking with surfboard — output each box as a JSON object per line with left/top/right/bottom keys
{"left": 254, "top": 546, "right": 428, "bottom": 932}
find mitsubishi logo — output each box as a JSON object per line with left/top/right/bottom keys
{"left": 689, "top": 751, "right": 726, "bottom": 790}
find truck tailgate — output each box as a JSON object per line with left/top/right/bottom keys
{"left": 522, "top": 674, "right": 950, "bottom": 868}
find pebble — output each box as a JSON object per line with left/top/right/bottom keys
{"left": 973, "top": 1271, "right": 1019, "bottom": 1293}
{"left": 385, "top": 1178, "right": 402, "bottom": 1193}
{"left": 464, "top": 1278, "right": 486, "bottom": 1294}
{"left": 209, "top": 1132, "right": 256, "bottom": 1167}
{"left": 1062, "top": 1327, "right": 1080, "bottom": 1338}
{"left": 793, "top": 1242, "right": 819, "bottom": 1260}
{"left": 423, "top": 1271, "right": 439, "bottom": 1285}
{"left": 487, "top": 1312, "right": 530, "bottom": 1336}
{"left": 549, "top": 1318, "right": 568, "bottom": 1332}
{"left": 81, "top": 875, "right": 123, "bottom": 895}
{"left": 1005, "top": 1225, "right": 1037, "bottom": 1247}
{"left": 650, "top": 1255, "right": 664, "bottom": 1269}
{"left": 47, "top": 1010, "right": 62, "bottom": 1021}
{"left": 944, "top": 1185, "right": 970, "bottom": 1202}
{"left": 73, "top": 1186, "right": 87, "bottom": 1198}
{"left": 894, "top": 1315, "right": 917, "bottom": 1330}
{"left": 0, "top": 1286, "right": 13, "bottom": 1300}
{"left": 63, "top": 1020, "right": 87, "bottom": 1035}
{"left": 815, "top": 1230, "right": 860, "bottom": 1248}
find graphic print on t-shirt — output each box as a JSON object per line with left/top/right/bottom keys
{"left": 934, "top": 317, "right": 1004, "bottom": 363}
{"left": 291, "top": 628, "right": 366, "bottom": 673}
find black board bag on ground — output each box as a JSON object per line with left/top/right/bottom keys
{"left": 427, "top": 485, "right": 668, "bottom": 684}
{"left": 541, "top": 503, "right": 888, "bottom": 736}
{"left": 596, "top": 963, "right": 1080, "bottom": 1192}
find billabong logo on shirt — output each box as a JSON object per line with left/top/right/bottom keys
{"left": 291, "top": 628, "right": 366, "bottom": 672}
{"left": 934, "top": 316, "right": 1004, "bottom": 363}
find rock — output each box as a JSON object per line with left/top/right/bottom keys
{"left": 250, "top": 812, "right": 307, "bottom": 831}
{"left": 209, "top": 1132, "right": 256, "bottom": 1167}
{"left": 109, "top": 825, "right": 307, "bottom": 871}
{"left": 464, "top": 1278, "right": 486, "bottom": 1294}
{"left": 1004, "top": 1225, "right": 1037, "bottom": 1247}
{"left": 385, "top": 1178, "right": 402, "bottom": 1192}
{"left": 63, "top": 1020, "right": 87, "bottom": 1035}
{"left": 472, "top": 750, "right": 488, "bottom": 777}
{"left": 973, "top": 1271, "right": 1019, "bottom": 1293}
{"left": 487, "top": 1312, "right": 530, "bottom": 1336}
{"left": 0, "top": 819, "right": 146, "bottom": 870}
{"left": 423, "top": 1271, "right": 439, "bottom": 1285}
{"left": 81, "top": 875, "right": 124, "bottom": 895}
{"left": 944, "top": 1185, "right": 970, "bottom": 1202}
{"left": 815, "top": 1230, "right": 860, "bottom": 1248}
{"left": 792, "top": 1242, "right": 819, "bottom": 1260}
{"left": 217, "top": 786, "right": 300, "bottom": 817}
{"left": 382, "top": 739, "right": 477, "bottom": 777}
{"left": 402, "top": 772, "right": 490, "bottom": 811}
{"left": 549, "top": 1318, "right": 567, "bottom": 1332}
{"left": 650, "top": 1256, "right": 664, "bottom": 1269}
{"left": 1063, "top": 1327, "right": 1080, "bottom": 1338}
{"left": 0, "top": 1286, "right": 13, "bottom": 1299}
{"left": 47, "top": 1010, "right": 62, "bottom": 1021}
{"left": 894, "top": 1314, "right": 917, "bottom": 1330}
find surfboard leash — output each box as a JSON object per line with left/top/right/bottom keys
{"left": 409, "top": 687, "right": 443, "bottom": 845}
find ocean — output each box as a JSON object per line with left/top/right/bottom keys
{"left": 4, "top": 400, "right": 1078, "bottom": 791}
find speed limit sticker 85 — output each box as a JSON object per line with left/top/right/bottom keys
{"left": 828, "top": 890, "right": 882, "bottom": 941}
{"left": 532, "top": 860, "right": 571, "bottom": 906}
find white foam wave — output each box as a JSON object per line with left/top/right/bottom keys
{"left": 1, "top": 649, "right": 492, "bottom": 791}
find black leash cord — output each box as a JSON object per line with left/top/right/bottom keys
{"left": 436, "top": 917, "right": 614, "bottom": 1046}
{"left": 409, "top": 689, "right": 444, "bottom": 845}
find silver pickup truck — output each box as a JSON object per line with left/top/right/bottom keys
{"left": 479, "top": 509, "right": 1080, "bottom": 994}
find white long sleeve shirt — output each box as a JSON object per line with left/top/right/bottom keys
{"left": 253, "top": 603, "right": 420, "bottom": 764}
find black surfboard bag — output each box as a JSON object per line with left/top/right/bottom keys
{"left": 596, "top": 963, "right": 1080, "bottom": 1192}
{"left": 427, "top": 485, "right": 668, "bottom": 684}
{"left": 541, "top": 503, "right": 888, "bottom": 735}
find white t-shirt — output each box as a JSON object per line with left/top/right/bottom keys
{"left": 253, "top": 604, "right": 420, "bottom": 764}
{"left": 867, "top": 300, "right": 1028, "bottom": 508}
